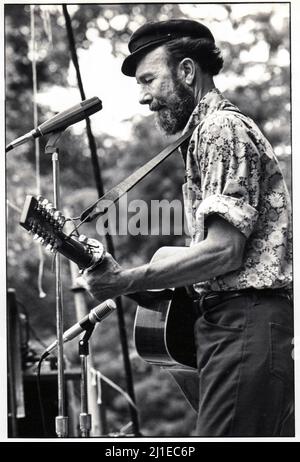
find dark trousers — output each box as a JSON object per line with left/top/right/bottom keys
{"left": 170, "top": 291, "right": 294, "bottom": 437}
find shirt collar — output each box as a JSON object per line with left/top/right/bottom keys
{"left": 180, "top": 88, "right": 241, "bottom": 165}
{"left": 182, "top": 87, "right": 231, "bottom": 135}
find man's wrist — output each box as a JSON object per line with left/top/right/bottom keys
{"left": 121, "top": 265, "right": 148, "bottom": 295}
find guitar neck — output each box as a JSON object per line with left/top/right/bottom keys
{"left": 54, "top": 233, "right": 95, "bottom": 270}
{"left": 19, "top": 195, "right": 94, "bottom": 271}
{"left": 20, "top": 194, "right": 175, "bottom": 305}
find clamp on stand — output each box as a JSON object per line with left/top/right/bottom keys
{"left": 78, "top": 327, "right": 94, "bottom": 437}
{"left": 45, "top": 131, "right": 68, "bottom": 437}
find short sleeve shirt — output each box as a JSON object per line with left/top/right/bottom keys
{"left": 181, "top": 88, "right": 292, "bottom": 295}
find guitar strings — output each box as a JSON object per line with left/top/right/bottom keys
{"left": 64, "top": 212, "right": 93, "bottom": 238}
{"left": 63, "top": 217, "right": 80, "bottom": 238}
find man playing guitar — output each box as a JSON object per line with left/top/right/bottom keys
{"left": 81, "top": 20, "right": 293, "bottom": 437}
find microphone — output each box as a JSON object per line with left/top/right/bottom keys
{"left": 5, "top": 96, "right": 102, "bottom": 152}
{"left": 41, "top": 299, "right": 116, "bottom": 359}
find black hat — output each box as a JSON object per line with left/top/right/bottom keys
{"left": 121, "top": 19, "right": 215, "bottom": 77}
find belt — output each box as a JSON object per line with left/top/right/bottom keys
{"left": 196, "top": 288, "right": 291, "bottom": 314}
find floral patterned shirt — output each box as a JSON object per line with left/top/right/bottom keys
{"left": 181, "top": 88, "right": 292, "bottom": 295}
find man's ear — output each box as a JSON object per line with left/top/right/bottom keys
{"left": 178, "top": 58, "right": 196, "bottom": 86}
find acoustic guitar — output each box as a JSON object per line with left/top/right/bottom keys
{"left": 20, "top": 194, "right": 198, "bottom": 369}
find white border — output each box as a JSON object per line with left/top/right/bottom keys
{"left": 1, "top": 0, "right": 299, "bottom": 443}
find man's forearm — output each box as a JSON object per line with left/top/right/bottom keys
{"left": 82, "top": 215, "right": 245, "bottom": 303}
{"left": 123, "top": 239, "right": 236, "bottom": 294}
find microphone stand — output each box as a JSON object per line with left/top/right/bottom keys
{"left": 45, "top": 131, "right": 68, "bottom": 438}
{"left": 78, "top": 327, "right": 94, "bottom": 437}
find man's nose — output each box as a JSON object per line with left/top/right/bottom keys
{"left": 139, "top": 89, "right": 152, "bottom": 105}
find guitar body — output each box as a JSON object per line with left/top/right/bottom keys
{"left": 134, "top": 286, "right": 198, "bottom": 370}
{"left": 134, "top": 247, "right": 198, "bottom": 370}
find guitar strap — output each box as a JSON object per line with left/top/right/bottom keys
{"left": 80, "top": 127, "right": 196, "bottom": 223}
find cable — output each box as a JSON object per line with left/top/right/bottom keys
{"left": 28, "top": 325, "right": 48, "bottom": 350}
{"left": 91, "top": 368, "right": 137, "bottom": 411}
{"left": 36, "top": 356, "right": 49, "bottom": 437}
{"left": 120, "top": 421, "right": 134, "bottom": 435}
{"left": 17, "top": 299, "right": 48, "bottom": 350}
{"left": 6, "top": 199, "right": 21, "bottom": 214}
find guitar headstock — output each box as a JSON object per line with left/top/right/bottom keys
{"left": 20, "top": 195, "right": 66, "bottom": 253}
{"left": 20, "top": 195, "right": 102, "bottom": 270}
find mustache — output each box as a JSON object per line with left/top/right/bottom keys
{"left": 149, "top": 100, "right": 167, "bottom": 112}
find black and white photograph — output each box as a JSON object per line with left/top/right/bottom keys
{"left": 2, "top": 0, "right": 298, "bottom": 444}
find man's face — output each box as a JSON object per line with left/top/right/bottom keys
{"left": 135, "top": 47, "right": 195, "bottom": 135}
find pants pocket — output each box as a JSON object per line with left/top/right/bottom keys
{"left": 201, "top": 298, "right": 247, "bottom": 332}
{"left": 194, "top": 308, "right": 246, "bottom": 374}
{"left": 269, "top": 322, "right": 294, "bottom": 383}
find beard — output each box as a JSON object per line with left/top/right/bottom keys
{"left": 152, "top": 78, "right": 196, "bottom": 135}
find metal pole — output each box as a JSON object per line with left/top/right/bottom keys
{"left": 64, "top": 216, "right": 105, "bottom": 436}
{"left": 79, "top": 334, "right": 92, "bottom": 438}
{"left": 52, "top": 150, "right": 68, "bottom": 437}
{"left": 7, "top": 289, "right": 21, "bottom": 437}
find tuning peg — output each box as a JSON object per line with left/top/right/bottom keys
{"left": 53, "top": 211, "right": 65, "bottom": 227}
{"left": 37, "top": 237, "right": 45, "bottom": 244}
{"left": 48, "top": 207, "right": 57, "bottom": 216}
{"left": 36, "top": 196, "right": 45, "bottom": 210}
{"left": 33, "top": 234, "right": 40, "bottom": 240}
{"left": 46, "top": 205, "right": 56, "bottom": 222}
{"left": 52, "top": 211, "right": 62, "bottom": 228}
{"left": 45, "top": 243, "right": 53, "bottom": 251}
{"left": 53, "top": 210, "right": 61, "bottom": 220}
{"left": 39, "top": 199, "right": 49, "bottom": 215}
{"left": 79, "top": 234, "right": 88, "bottom": 243}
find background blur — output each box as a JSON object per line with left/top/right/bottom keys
{"left": 5, "top": 3, "right": 291, "bottom": 437}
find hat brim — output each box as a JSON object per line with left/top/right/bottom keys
{"left": 121, "top": 38, "right": 170, "bottom": 77}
